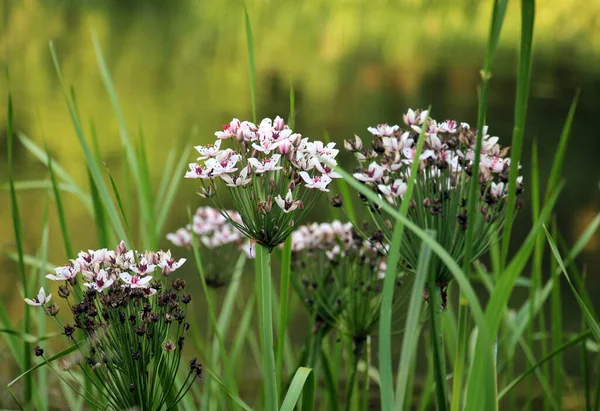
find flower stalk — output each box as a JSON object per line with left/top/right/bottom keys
{"left": 257, "top": 244, "right": 279, "bottom": 410}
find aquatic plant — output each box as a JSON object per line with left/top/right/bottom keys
{"left": 346, "top": 109, "right": 524, "bottom": 293}
{"left": 25, "top": 242, "right": 200, "bottom": 410}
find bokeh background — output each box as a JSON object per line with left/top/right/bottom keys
{"left": 1, "top": 0, "right": 599, "bottom": 406}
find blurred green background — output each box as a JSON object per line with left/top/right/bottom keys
{"left": 0, "top": 0, "right": 599, "bottom": 405}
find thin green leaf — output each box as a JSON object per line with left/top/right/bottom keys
{"left": 204, "top": 367, "right": 253, "bottom": 411}
{"left": 48, "top": 150, "right": 74, "bottom": 258}
{"left": 280, "top": 367, "right": 315, "bottom": 411}
{"left": 244, "top": 7, "right": 257, "bottom": 124}
{"left": 7, "top": 344, "right": 79, "bottom": 388}
{"left": 544, "top": 226, "right": 600, "bottom": 342}
{"left": 498, "top": 330, "right": 591, "bottom": 399}
{"left": 395, "top": 231, "right": 434, "bottom": 411}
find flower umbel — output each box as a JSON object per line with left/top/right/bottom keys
{"left": 346, "top": 109, "right": 525, "bottom": 285}
{"left": 28, "top": 241, "right": 199, "bottom": 410}
{"left": 185, "top": 116, "right": 341, "bottom": 248}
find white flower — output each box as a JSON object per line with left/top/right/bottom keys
{"left": 439, "top": 120, "right": 457, "bottom": 133}
{"left": 402, "top": 147, "right": 436, "bottom": 163}
{"left": 130, "top": 258, "right": 156, "bottom": 275}
{"left": 46, "top": 263, "right": 79, "bottom": 281}
{"left": 220, "top": 167, "right": 253, "bottom": 187}
{"left": 312, "top": 159, "right": 342, "bottom": 178}
{"left": 120, "top": 273, "right": 153, "bottom": 289}
{"left": 378, "top": 179, "right": 407, "bottom": 203}
{"left": 158, "top": 251, "right": 186, "bottom": 276}
{"left": 367, "top": 124, "right": 399, "bottom": 137}
{"left": 24, "top": 287, "right": 52, "bottom": 306}
{"left": 299, "top": 172, "right": 332, "bottom": 192}
{"left": 185, "top": 163, "right": 211, "bottom": 179}
{"left": 211, "top": 152, "right": 242, "bottom": 175}
{"left": 248, "top": 154, "right": 283, "bottom": 173}
{"left": 275, "top": 190, "right": 303, "bottom": 213}
{"left": 84, "top": 269, "right": 114, "bottom": 292}
{"left": 403, "top": 109, "right": 428, "bottom": 126}
{"left": 353, "top": 162, "right": 385, "bottom": 183}
{"left": 490, "top": 182, "right": 505, "bottom": 198}
{"left": 195, "top": 139, "right": 222, "bottom": 160}
{"left": 166, "top": 228, "right": 193, "bottom": 247}
{"left": 215, "top": 119, "right": 242, "bottom": 139}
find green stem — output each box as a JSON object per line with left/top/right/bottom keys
{"left": 345, "top": 338, "right": 365, "bottom": 411}
{"left": 428, "top": 283, "right": 448, "bottom": 411}
{"left": 257, "top": 245, "right": 279, "bottom": 410}
{"left": 450, "top": 297, "right": 468, "bottom": 411}
{"left": 277, "top": 236, "right": 292, "bottom": 391}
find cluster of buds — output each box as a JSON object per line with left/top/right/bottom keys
{"left": 346, "top": 109, "right": 525, "bottom": 285}
{"left": 185, "top": 117, "right": 341, "bottom": 249}
{"left": 290, "top": 221, "right": 406, "bottom": 340}
{"left": 24, "top": 242, "right": 200, "bottom": 410}
{"left": 167, "top": 206, "right": 255, "bottom": 258}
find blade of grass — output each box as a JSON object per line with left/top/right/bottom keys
{"left": 91, "top": 33, "right": 156, "bottom": 248}
{"left": 379, "top": 108, "right": 432, "bottom": 411}
{"left": 48, "top": 150, "right": 74, "bottom": 257}
{"left": 7, "top": 86, "right": 32, "bottom": 406}
{"left": 544, "top": 226, "right": 600, "bottom": 342}
{"left": 498, "top": 330, "right": 591, "bottom": 399}
{"left": 244, "top": 7, "right": 257, "bottom": 124}
{"left": 204, "top": 367, "right": 253, "bottom": 411}
{"left": 549, "top": 221, "right": 563, "bottom": 405}
{"left": 500, "top": 0, "right": 535, "bottom": 263}
{"left": 7, "top": 343, "right": 79, "bottom": 388}
{"left": 395, "top": 231, "right": 434, "bottom": 411}
{"left": 155, "top": 143, "right": 193, "bottom": 238}
{"left": 280, "top": 367, "right": 315, "bottom": 411}
{"left": 277, "top": 236, "right": 292, "bottom": 392}
{"left": 49, "top": 42, "right": 128, "bottom": 243}
{"left": 455, "top": 1, "right": 508, "bottom": 406}
{"left": 16, "top": 133, "right": 93, "bottom": 212}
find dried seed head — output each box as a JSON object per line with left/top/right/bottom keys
{"left": 34, "top": 346, "right": 44, "bottom": 357}
{"left": 172, "top": 278, "right": 186, "bottom": 291}
{"left": 46, "top": 303, "right": 60, "bottom": 317}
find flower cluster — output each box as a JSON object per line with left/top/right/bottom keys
{"left": 290, "top": 221, "right": 407, "bottom": 340}
{"left": 167, "top": 206, "right": 254, "bottom": 287}
{"left": 346, "top": 109, "right": 525, "bottom": 286}
{"left": 25, "top": 242, "right": 200, "bottom": 410}
{"left": 185, "top": 117, "right": 341, "bottom": 248}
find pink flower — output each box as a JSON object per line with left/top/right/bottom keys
{"left": 353, "top": 162, "right": 385, "bottom": 183}
{"left": 185, "top": 163, "right": 212, "bottom": 179}
{"left": 220, "top": 168, "right": 252, "bottom": 187}
{"left": 158, "top": 251, "right": 186, "bottom": 276}
{"left": 403, "top": 109, "right": 428, "bottom": 126}
{"left": 367, "top": 124, "right": 399, "bottom": 137}
{"left": 195, "top": 140, "right": 222, "bottom": 160}
{"left": 120, "top": 273, "right": 153, "bottom": 289}
{"left": 378, "top": 179, "right": 407, "bottom": 203}
{"left": 130, "top": 258, "right": 156, "bottom": 275}
{"left": 46, "top": 263, "right": 79, "bottom": 281}
{"left": 275, "top": 190, "right": 304, "bottom": 213}
{"left": 299, "top": 172, "right": 332, "bottom": 192}
{"left": 84, "top": 269, "right": 114, "bottom": 292}
{"left": 439, "top": 120, "right": 457, "bottom": 133}
{"left": 24, "top": 287, "right": 52, "bottom": 306}
{"left": 490, "top": 182, "right": 505, "bottom": 198}
{"left": 215, "top": 119, "right": 242, "bottom": 139}
{"left": 166, "top": 228, "right": 192, "bottom": 247}
{"left": 248, "top": 154, "right": 283, "bottom": 173}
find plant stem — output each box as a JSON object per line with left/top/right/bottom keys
{"left": 428, "top": 283, "right": 448, "bottom": 411}
{"left": 450, "top": 297, "right": 468, "bottom": 411}
{"left": 257, "top": 244, "right": 279, "bottom": 410}
{"left": 277, "top": 236, "right": 292, "bottom": 392}
{"left": 345, "top": 337, "right": 365, "bottom": 411}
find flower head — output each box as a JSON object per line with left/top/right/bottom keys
{"left": 84, "top": 269, "right": 114, "bottom": 292}
{"left": 25, "top": 287, "right": 52, "bottom": 306}
{"left": 185, "top": 117, "right": 340, "bottom": 248}
{"left": 346, "top": 109, "right": 525, "bottom": 286}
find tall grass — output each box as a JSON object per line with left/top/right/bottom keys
{"left": 3, "top": 3, "right": 600, "bottom": 411}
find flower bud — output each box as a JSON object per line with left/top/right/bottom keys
{"left": 116, "top": 240, "right": 127, "bottom": 255}
{"left": 34, "top": 346, "right": 44, "bottom": 357}
{"left": 172, "top": 278, "right": 186, "bottom": 291}
{"left": 58, "top": 285, "right": 70, "bottom": 298}
{"left": 330, "top": 193, "right": 344, "bottom": 208}
{"left": 344, "top": 135, "right": 363, "bottom": 152}
{"left": 45, "top": 303, "right": 59, "bottom": 316}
